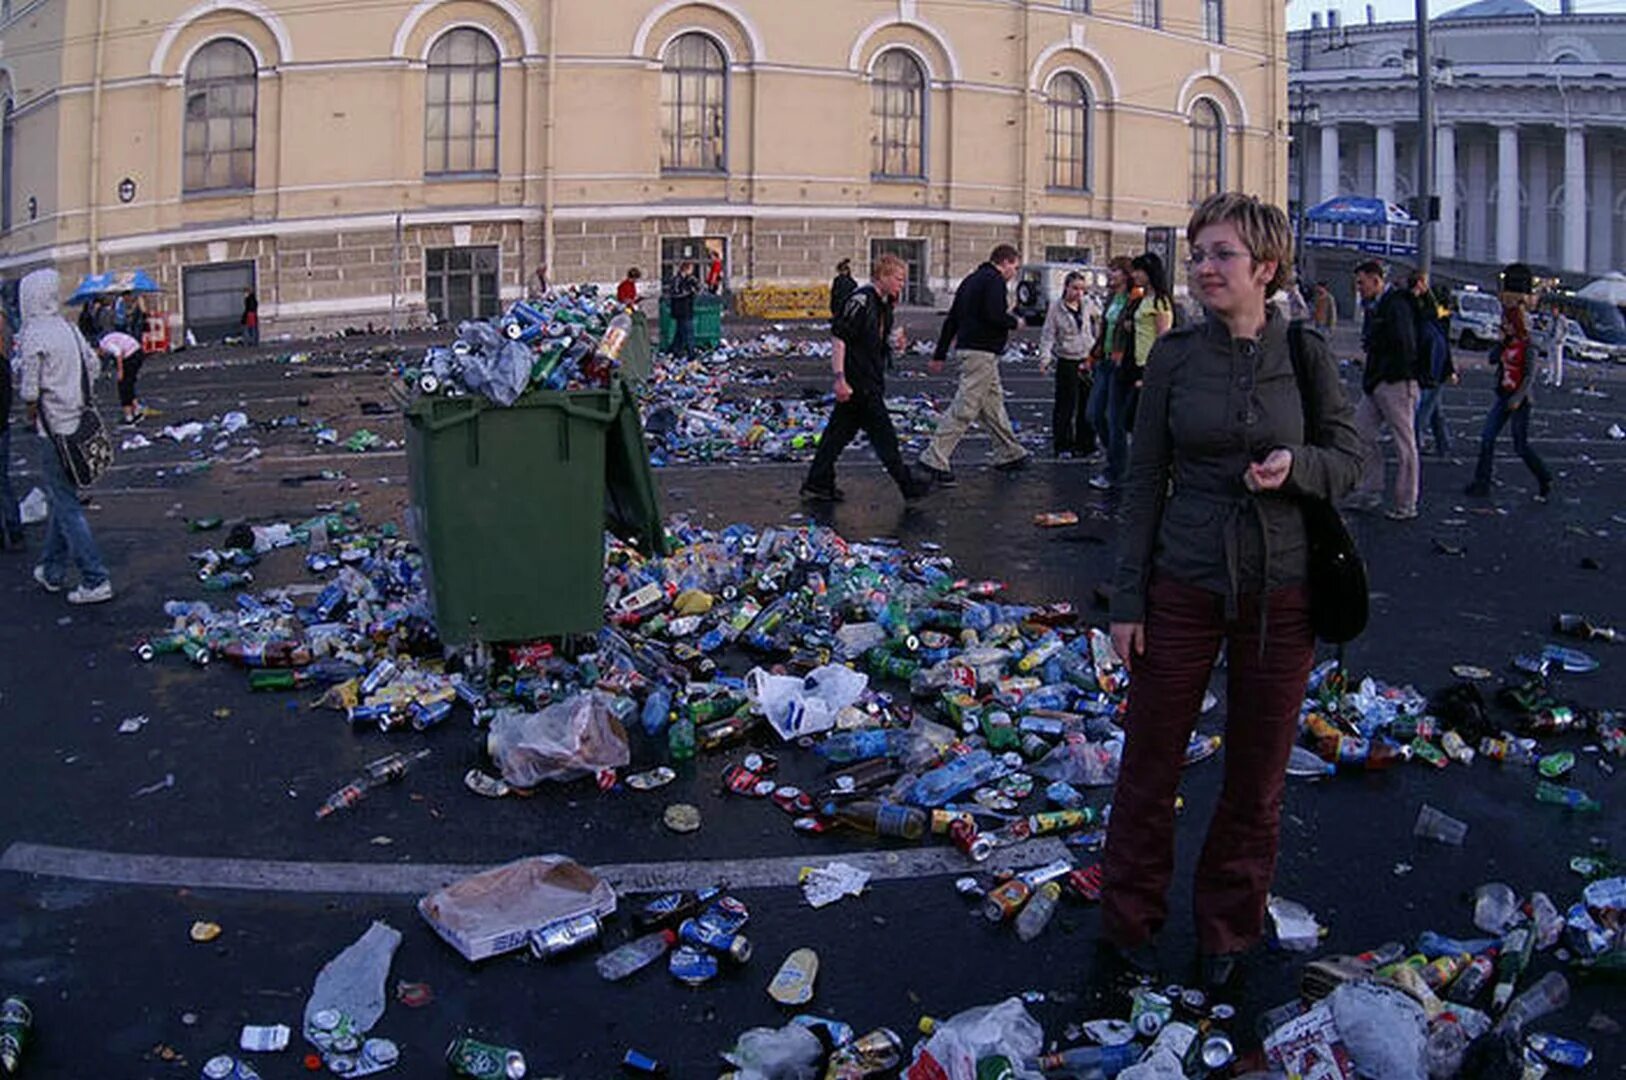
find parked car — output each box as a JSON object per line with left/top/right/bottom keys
{"left": 1451, "top": 287, "right": 1501, "bottom": 348}
{"left": 1538, "top": 291, "right": 1626, "bottom": 364}
{"left": 1014, "top": 262, "right": 1109, "bottom": 327}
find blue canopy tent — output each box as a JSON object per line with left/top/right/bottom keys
{"left": 1304, "top": 197, "right": 1419, "bottom": 258}
{"left": 67, "top": 269, "right": 163, "bottom": 305}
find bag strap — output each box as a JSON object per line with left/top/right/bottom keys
{"left": 1286, "top": 319, "right": 1318, "bottom": 444}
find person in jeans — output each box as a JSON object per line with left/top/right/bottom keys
{"left": 1103, "top": 253, "right": 1174, "bottom": 493}
{"left": 1103, "top": 192, "right": 1362, "bottom": 988}
{"left": 1037, "top": 271, "right": 1100, "bottom": 458}
{"left": 918, "top": 244, "right": 1029, "bottom": 483}
{"left": 1350, "top": 259, "right": 1420, "bottom": 520}
{"left": 1409, "top": 270, "right": 1457, "bottom": 458}
{"left": 0, "top": 306, "right": 22, "bottom": 551}
{"left": 1087, "top": 258, "right": 1132, "bottom": 490}
{"left": 16, "top": 267, "right": 112, "bottom": 604}
{"left": 666, "top": 261, "right": 700, "bottom": 360}
{"left": 800, "top": 254, "right": 929, "bottom": 503}
{"left": 1465, "top": 263, "right": 1553, "bottom": 501}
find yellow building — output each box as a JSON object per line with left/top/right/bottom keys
{"left": 0, "top": 0, "right": 1287, "bottom": 339}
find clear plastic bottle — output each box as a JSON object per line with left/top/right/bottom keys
{"left": 641, "top": 684, "right": 673, "bottom": 736}
{"left": 818, "top": 729, "right": 907, "bottom": 764}
{"left": 1286, "top": 745, "right": 1337, "bottom": 778}
{"left": 1014, "top": 881, "right": 1062, "bottom": 942}
{"left": 905, "top": 750, "right": 1007, "bottom": 807}
{"left": 1424, "top": 1014, "right": 1467, "bottom": 1079}
{"left": 1494, "top": 970, "right": 1569, "bottom": 1035}
{"left": 595, "top": 929, "right": 677, "bottom": 981}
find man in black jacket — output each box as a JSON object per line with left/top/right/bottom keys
{"left": 828, "top": 259, "right": 857, "bottom": 325}
{"left": 801, "top": 254, "right": 930, "bottom": 503}
{"left": 917, "top": 244, "right": 1028, "bottom": 484}
{"left": 1352, "top": 259, "right": 1420, "bottom": 520}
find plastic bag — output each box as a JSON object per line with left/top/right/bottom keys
{"left": 1328, "top": 982, "right": 1428, "bottom": 1080}
{"left": 1268, "top": 895, "right": 1324, "bottom": 952}
{"left": 486, "top": 694, "right": 630, "bottom": 787}
{"left": 749, "top": 664, "right": 868, "bottom": 741}
{"left": 18, "top": 487, "right": 47, "bottom": 525}
{"left": 302, "top": 921, "right": 401, "bottom": 1048}
{"left": 903, "top": 998, "right": 1043, "bottom": 1080}
{"left": 1031, "top": 734, "right": 1121, "bottom": 787}
{"left": 1118, "top": 1050, "right": 1188, "bottom": 1079}
{"left": 418, "top": 854, "right": 616, "bottom": 962}
{"left": 721, "top": 1023, "right": 826, "bottom": 1080}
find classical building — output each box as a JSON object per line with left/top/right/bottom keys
{"left": 0, "top": 0, "right": 1285, "bottom": 338}
{"left": 1288, "top": 0, "right": 1626, "bottom": 277}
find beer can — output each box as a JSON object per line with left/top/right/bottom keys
{"left": 1525, "top": 1032, "right": 1593, "bottom": 1069}
{"left": 679, "top": 917, "right": 752, "bottom": 963}
{"left": 411, "top": 699, "right": 453, "bottom": 731}
{"left": 669, "top": 944, "right": 720, "bottom": 986}
{"left": 949, "top": 819, "right": 994, "bottom": 862}
{"left": 930, "top": 809, "right": 977, "bottom": 836}
{"left": 1130, "top": 990, "right": 1173, "bottom": 1036}
{"left": 621, "top": 1048, "right": 668, "bottom": 1074}
{"left": 446, "top": 1036, "right": 528, "bottom": 1078}
{"left": 201, "top": 1057, "right": 262, "bottom": 1080}
{"left": 1200, "top": 1032, "right": 1236, "bottom": 1070}
{"left": 346, "top": 702, "right": 395, "bottom": 726}
{"left": 528, "top": 912, "right": 602, "bottom": 959}
{"left": 981, "top": 879, "right": 1031, "bottom": 922}
{"left": 359, "top": 658, "right": 398, "bottom": 696}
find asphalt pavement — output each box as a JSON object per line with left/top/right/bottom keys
{"left": 0, "top": 317, "right": 1622, "bottom": 1077}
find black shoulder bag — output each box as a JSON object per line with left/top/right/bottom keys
{"left": 41, "top": 337, "right": 115, "bottom": 488}
{"left": 1286, "top": 321, "right": 1368, "bottom": 644}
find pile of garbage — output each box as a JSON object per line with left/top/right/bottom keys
{"left": 398, "top": 289, "right": 636, "bottom": 406}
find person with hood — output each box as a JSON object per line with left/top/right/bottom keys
{"left": 16, "top": 268, "right": 112, "bottom": 603}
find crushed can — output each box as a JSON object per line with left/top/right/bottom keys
{"left": 1525, "top": 1032, "right": 1592, "bottom": 1068}
{"left": 201, "top": 1057, "right": 262, "bottom": 1080}
{"left": 0, "top": 996, "right": 30, "bottom": 1075}
{"left": 528, "top": 912, "right": 602, "bottom": 959}
{"left": 447, "top": 1036, "right": 527, "bottom": 1078}
{"left": 669, "top": 944, "right": 720, "bottom": 985}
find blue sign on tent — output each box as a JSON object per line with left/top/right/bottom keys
{"left": 1303, "top": 196, "right": 1419, "bottom": 258}
{"left": 67, "top": 269, "right": 163, "bottom": 305}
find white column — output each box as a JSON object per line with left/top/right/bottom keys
{"left": 1374, "top": 123, "right": 1396, "bottom": 205}
{"left": 1527, "top": 138, "right": 1549, "bottom": 266}
{"left": 1319, "top": 124, "right": 1341, "bottom": 203}
{"left": 1564, "top": 126, "right": 1587, "bottom": 273}
{"left": 1588, "top": 133, "right": 1614, "bottom": 275}
{"left": 1496, "top": 124, "right": 1520, "bottom": 265}
{"left": 1467, "top": 139, "right": 1490, "bottom": 261}
{"left": 1435, "top": 124, "right": 1457, "bottom": 259}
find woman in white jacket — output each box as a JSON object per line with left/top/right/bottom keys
{"left": 1038, "top": 271, "right": 1101, "bottom": 458}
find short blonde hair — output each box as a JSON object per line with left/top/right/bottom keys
{"left": 872, "top": 253, "right": 908, "bottom": 282}
{"left": 1186, "top": 192, "right": 1293, "bottom": 294}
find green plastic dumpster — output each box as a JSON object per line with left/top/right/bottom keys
{"left": 620, "top": 310, "right": 653, "bottom": 387}
{"left": 405, "top": 380, "right": 662, "bottom": 645}
{"left": 658, "top": 294, "right": 723, "bottom": 353}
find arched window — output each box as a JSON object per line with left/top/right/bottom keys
{"left": 426, "top": 28, "right": 499, "bottom": 175}
{"left": 1189, "top": 99, "right": 1224, "bottom": 204}
{"left": 1047, "top": 73, "right": 1090, "bottom": 191}
{"left": 872, "top": 50, "right": 925, "bottom": 180}
{"left": 1551, "top": 50, "right": 1581, "bottom": 64}
{"left": 1, "top": 98, "right": 13, "bottom": 232}
{"left": 661, "top": 33, "right": 726, "bottom": 172}
{"left": 183, "top": 39, "right": 256, "bottom": 193}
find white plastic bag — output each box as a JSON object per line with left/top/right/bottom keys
{"left": 485, "top": 694, "right": 630, "bottom": 786}
{"left": 302, "top": 921, "right": 400, "bottom": 1048}
{"left": 904, "top": 998, "right": 1044, "bottom": 1080}
{"left": 749, "top": 664, "right": 868, "bottom": 741}
{"left": 722, "top": 1023, "right": 825, "bottom": 1080}
{"left": 1328, "top": 982, "right": 1428, "bottom": 1080}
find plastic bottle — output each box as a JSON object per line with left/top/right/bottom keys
{"left": 823, "top": 800, "right": 926, "bottom": 840}
{"left": 1534, "top": 779, "right": 1602, "bottom": 812}
{"left": 596, "top": 929, "right": 677, "bottom": 981}
{"left": 905, "top": 750, "right": 1007, "bottom": 807}
{"left": 1014, "top": 881, "right": 1062, "bottom": 942}
{"left": 668, "top": 713, "right": 696, "bottom": 762}
{"left": 1027, "top": 1044, "right": 1142, "bottom": 1077}
{"left": 1490, "top": 926, "right": 1535, "bottom": 1013}
{"left": 1417, "top": 930, "right": 1500, "bottom": 959}
{"left": 1424, "top": 1014, "right": 1468, "bottom": 1079}
{"left": 1493, "top": 971, "right": 1569, "bottom": 1035}
{"left": 1529, "top": 892, "right": 1563, "bottom": 950}
{"left": 819, "top": 729, "right": 907, "bottom": 764}
{"left": 1445, "top": 951, "right": 1497, "bottom": 1005}
{"left": 1286, "top": 745, "right": 1337, "bottom": 778}
{"left": 1473, "top": 883, "right": 1519, "bottom": 934}
{"left": 641, "top": 684, "right": 673, "bottom": 737}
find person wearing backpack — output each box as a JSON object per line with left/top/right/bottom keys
{"left": 1408, "top": 270, "right": 1457, "bottom": 458}
{"left": 16, "top": 267, "right": 112, "bottom": 603}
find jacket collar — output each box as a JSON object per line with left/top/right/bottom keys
{"left": 1200, "top": 304, "right": 1289, "bottom": 352}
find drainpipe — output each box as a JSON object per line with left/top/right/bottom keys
{"left": 1017, "top": 0, "right": 1031, "bottom": 257}
{"left": 542, "top": 0, "right": 558, "bottom": 279}
{"left": 87, "top": 0, "right": 110, "bottom": 272}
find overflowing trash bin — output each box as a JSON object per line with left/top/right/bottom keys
{"left": 658, "top": 293, "right": 724, "bottom": 353}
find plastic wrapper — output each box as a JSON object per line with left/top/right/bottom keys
{"left": 902, "top": 998, "right": 1044, "bottom": 1080}
{"left": 721, "top": 1022, "right": 826, "bottom": 1080}
{"left": 1030, "top": 734, "right": 1121, "bottom": 787}
{"left": 302, "top": 921, "right": 401, "bottom": 1048}
{"left": 485, "top": 694, "right": 630, "bottom": 787}
{"left": 1328, "top": 981, "right": 1428, "bottom": 1080}
{"left": 417, "top": 854, "right": 616, "bottom": 962}
{"left": 749, "top": 663, "right": 869, "bottom": 740}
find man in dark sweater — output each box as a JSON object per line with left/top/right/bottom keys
{"left": 917, "top": 244, "right": 1029, "bottom": 484}
{"left": 1351, "top": 259, "right": 1420, "bottom": 520}
{"left": 801, "top": 254, "right": 929, "bottom": 503}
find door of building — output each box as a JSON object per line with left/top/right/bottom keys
{"left": 869, "top": 239, "right": 926, "bottom": 305}
{"left": 182, "top": 260, "right": 255, "bottom": 344}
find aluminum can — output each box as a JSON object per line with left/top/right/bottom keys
{"left": 950, "top": 819, "right": 994, "bottom": 862}
{"left": 669, "top": 944, "right": 720, "bottom": 985}
{"left": 528, "top": 912, "right": 602, "bottom": 959}
{"left": 446, "top": 1036, "right": 528, "bottom": 1078}
{"left": 201, "top": 1057, "right": 262, "bottom": 1080}
{"left": 679, "top": 917, "right": 752, "bottom": 962}
{"left": 981, "top": 879, "right": 1031, "bottom": 922}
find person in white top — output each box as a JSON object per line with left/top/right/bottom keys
{"left": 97, "top": 329, "right": 145, "bottom": 424}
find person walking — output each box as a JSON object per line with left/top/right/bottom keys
{"left": 1086, "top": 258, "right": 1133, "bottom": 490}
{"left": 1465, "top": 263, "right": 1553, "bottom": 501}
{"left": 16, "top": 267, "right": 113, "bottom": 604}
{"left": 829, "top": 259, "right": 858, "bottom": 324}
{"left": 123, "top": 292, "right": 149, "bottom": 340}
{"left": 666, "top": 261, "right": 701, "bottom": 360}
{"left": 616, "top": 267, "right": 642, "bottom": 308}
{"left": 98, "top": 329, "right": 146, "bottom": 425}
{"left": 1409, "top": 271, "right": 1457, "bottom": 458}
{"left": 1101, "top": 253, "right": 1174, "bottom": 492}
{"left": 800, "top": 254, "right": 930, "bottom": 504}
{"left": 1038, "top": 271, "right": 1099, "bottom": 458}
{"left": 1350, "top": 259, "right": 1420, "bottom": 520}
{"left": 1312, "top": 281, "right": 1338, "bottom": 332}
{"left": 1102, "top": 192, "right": 1362, "bottom": 988}
{"left": 0, "top": 306, "right": 22, "bottom": 552}
{"left": 917, "top": 244, "right": 1029, "bottom": 483}
{"left": 240, "top": 287, "right": 259, "bottom": 346}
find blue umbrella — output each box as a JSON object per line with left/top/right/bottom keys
{"left": 68, "top": 269, "right": 163, "bottom": 305}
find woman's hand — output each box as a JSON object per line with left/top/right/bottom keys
{"left": 1244, "top": 448, "right": 1294, "bottom": 492}
{"left": 1110, "top": 622, "right": 1145, "bottom": 673}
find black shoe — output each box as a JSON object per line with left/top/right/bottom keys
{"left": 1463, "top": 481, "right": 1491, "bottom": 497}
{"left": 1536, "top": 478, "right": 1553, "bottom": 502}
{"left": 1103, "top": 938, "right": 1159, "bottom": 978}
{"left": 917, "top": 463, "right": 957, "bottom": 487}
{"left": 799, "top": 484, "right": 843, "bottom": 503}
{"left": 994, "top": 455, "right": 1032, "bottom": 474}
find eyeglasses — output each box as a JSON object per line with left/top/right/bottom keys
{"left": 1186, "top": 247, "right": 1246, "bottom": 269}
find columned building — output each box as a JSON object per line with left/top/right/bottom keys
{"left": 1288, "top": 0, "right": 1626, "bottom": 277}
{"left": 0, "top": 0, "right": 1287, "bottom": 338}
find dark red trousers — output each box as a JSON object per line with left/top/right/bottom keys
{"left": 1101, "top": 576, "right": 1314, "bottom": 956}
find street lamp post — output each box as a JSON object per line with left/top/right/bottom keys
{"left": 1415, "top": 0, "right": 1434, "bottom": 275}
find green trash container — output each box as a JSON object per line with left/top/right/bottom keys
{"left": 620, "top": 310, "right": 653, "bottom": 387}
{"left": 658, "top": 295, "right": 723, "bottom": 353}
{"left": 405, "top": 384, "right": 623, "bottom": 645}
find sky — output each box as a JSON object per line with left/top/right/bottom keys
{"left": 1286, "top": 0, "right": 1626, "bottom": 29}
